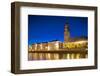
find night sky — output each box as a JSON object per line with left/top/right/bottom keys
{"left": 28, "top": 15, "right": 88, "bottom": 45}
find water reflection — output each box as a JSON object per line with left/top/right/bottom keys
{"left": 28, "top": 52, "right": 88, "bottom": 60}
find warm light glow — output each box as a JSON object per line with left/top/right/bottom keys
{"left": 47, "top": 53, "right": 51, "bottom": 59}
{"left": 40, "top": 43, "right": 43, "bottom": 50}
{"left": 74, "top": 41, "right": 87, "bottom": 44}
{"left": 55, "top": 42, "right": 59, "bottom": 50}
{"left": 29, "top": 40, "right": 87, "bottom": 60}
{"left": 54, "top": 54, "right": 59, "bottom": 59}
{"left": 76, "top": 54, "right": 80, "bottom": 59}
{"left": 39, "top": 53, "right": 43, "bottom": 59}
{"left": 71, "top": 53, "right": 75, "bottom": 59}
{"left": 48, "top": 46, "right": 50, "bottom": 50}
{"left": 67, "top": 54, "right": 70, "bottom": 59}
{"left": 35, "top": 44, "right": 37, "bottom": 50}
{"left": 63, "top": 41, "right": 87, "bottom": 49}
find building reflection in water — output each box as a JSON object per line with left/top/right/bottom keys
{"left": 28, "top": 51, "right": 88, "bottom": 60}
{"left": 28, "top": 52, "right": 88, "bottom": 60}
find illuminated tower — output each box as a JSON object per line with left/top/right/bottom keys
{"left": 64, "top": 23, "right": 70, "bottom": 43}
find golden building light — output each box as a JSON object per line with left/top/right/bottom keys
{"left": 74, "top": 41, "right": 87, "bottom": 44}
{"left": 67, "top": 53, "right": 70, "bottom": 59}
{"left": 35, "top": 44, "right": 37, "bottom": 51}
{"left": 48, "top": 46, "right": 50, "bottom": 50}
{"left": 71, "top": 53, "right": 75, "bottom": 59}
{"left": 55, "top": 41, "right": 59, "bottom": 50}
{"left": 54, "top": 54, "right": 59, "bottom": 59}
{"left": 40, "top": 43, "right": 43, "bottom": 50}
{"left": 76, "top": 53, "right": 80, "bottom": 59}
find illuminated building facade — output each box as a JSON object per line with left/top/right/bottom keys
{"left": 28, "top": 23, "right": 88, "bottom": 60}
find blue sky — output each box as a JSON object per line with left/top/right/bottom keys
{"left": 28, "top": 15, "right": 88, "bottom": 45}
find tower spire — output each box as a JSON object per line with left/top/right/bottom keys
{"left": 64, "top": 21, "right": 70, "bottom": 43}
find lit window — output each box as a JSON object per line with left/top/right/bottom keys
{"left": 35, "top": 44, "right": 37, "bottom": 50}
{"left": 48, "top": 46, "right": 50, "bottom": 50}
{"left": 40, "top": 44, "right": 42, "bottom": 50}
{"left": 55, "top": 42, "right": 59, "bottom": 50}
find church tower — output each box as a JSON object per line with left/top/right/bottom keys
{"left": 64, "top": 23, "right": 70, "bottom": 43}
